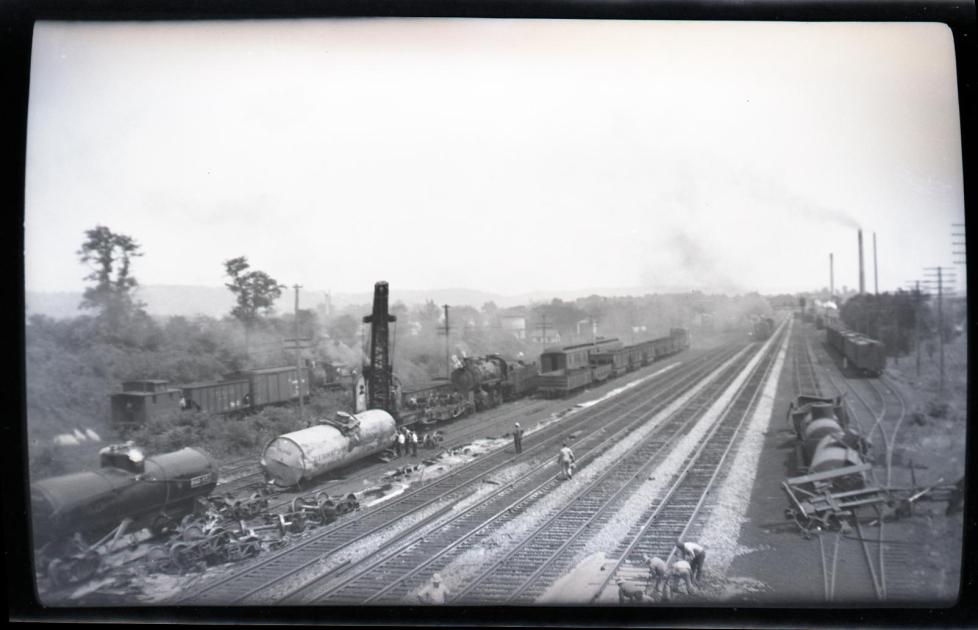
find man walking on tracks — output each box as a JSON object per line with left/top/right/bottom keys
{"left": 557, "top": 442, "right": 576, "bottom": 480}
{"left": 675, "top": 539, "right": 706, "bottom": 583}
{"left": 642, "top": 554, "right": 669, "bottom": 597}
{"left": 513, "top": 422, "right": 524, "bottom": 454}
{"left": 417, "top": 572, "right": 449, "bottom": 604}
{"left": 409, "top": 429, "right": 419, "bottom": 457}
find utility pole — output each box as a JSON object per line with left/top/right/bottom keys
{"left": 537, "top": 314, "right": 550, "bottom": 349}
{"left": 905, "top": 280, "right": 922, "bottom": 377}
{"left": 923, "top": 267, "right": 956, "bottom": 392}
{"left": 293, "top": 284, "right": 304, "bottom": 423}
{"left": 439, "top": 305, "right": 451, "bottom": 380}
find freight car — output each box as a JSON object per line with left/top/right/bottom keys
{"left": 786, "top": 395, "right": 868, "bottom": 487}
{"left": 31, "top": 443, "right": 218, "bottom": 586}
{"left": 782, "top": 395, "right": 882, "bottom": 533}
{"left": 112, "top": 365, "right": 313, "bottom": 425}
{"left": 261, "top": 409, "right": 397, "bottom": 487}
{"left": 824, "top": 321, "right": 886, "bottom": 376}
{"left": 537, "top": 329, "right": 690, "bottom": 398}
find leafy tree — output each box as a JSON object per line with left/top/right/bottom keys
{"left": 327, "top": 314, "right": 360, "bottom": 347}
{"left": 77, "top": 225, "right": 145, "bottom": 332}
{"left": 224, "top": 256, "right": 283, "bottom": 356}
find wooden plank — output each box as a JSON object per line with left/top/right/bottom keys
{"left": 785, "top": 463, "right": 872, "bottom": 485}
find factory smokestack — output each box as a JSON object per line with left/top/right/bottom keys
{"left": 873, "top": 232, "right": 878, "bottom": 295}
{"left": 830, "top": 253, "right": 834, "bottom": 297}
{"left": 858, "top": 229, "right": 865, "bottom": 294}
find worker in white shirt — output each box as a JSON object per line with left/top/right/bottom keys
{"left": 675, "top": 539, "right": 706, "bottom": 582}
{"left": 417, "top": 572, "right": 449, "bottom": 604}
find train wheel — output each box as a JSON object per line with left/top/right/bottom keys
{"left": 151, "top": 514, "right": 178, "bottom": 537}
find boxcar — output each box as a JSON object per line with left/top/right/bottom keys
{"left": 181, "top": 379, "right": 251, "bottom": 414}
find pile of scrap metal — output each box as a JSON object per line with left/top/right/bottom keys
{"left": 781, "top": 395, "right": 886, "bottom": 536}
{"left": 146, "top": 491, "right": 360, "bottom": 575}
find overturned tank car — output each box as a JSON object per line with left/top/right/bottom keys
{"left": 261, "top": 409, "right": 397, "bottom": 487}
{"left": 31, "top": 443, "right": 218, "bottom": 586}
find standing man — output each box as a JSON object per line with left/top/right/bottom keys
{"left": 417, "top": 573, "right": 449, "bottom": 604}
{"left": 409, "top": 429, "right": 419, "bottom": 457}
{"left": 643, "top": 554, "right": 669, "bottom": 597}
{"left": 675, "top": 539, "right": 706, "bottom": 583}
{"left": 557, "top": 442, "right": 576, "bottom": 480}
{"left": 394, "top": 429, "right": 404, "bottom": 458}
{"left": 513, "top": 422, "right": 524, "bottom": 454}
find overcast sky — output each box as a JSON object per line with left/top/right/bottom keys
{"left": 25, "top": 19, "right": 965, "bottom": 298}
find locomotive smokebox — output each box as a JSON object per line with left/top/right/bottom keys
{"left": 261, "top": 409, "right": 397, "bottom": 487}
{"left": 451, "top": 357, "right": 504, "bottom": 393}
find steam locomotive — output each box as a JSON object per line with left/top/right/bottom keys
{"left": 751, "top": 317, "right": 775, "bottom": 341}
{"left": 31, "top": 443, "right": 218, "bottom": 586}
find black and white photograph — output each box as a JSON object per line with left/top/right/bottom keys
{"left": 21, "top": 17, "right": 967, "bottom": 610}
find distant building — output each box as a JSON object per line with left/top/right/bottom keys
{"left": 529, "top": 329, "right": 561, "bottom": 345}
{"left": 501, "top": 315, "right": 527, "bottom": 340}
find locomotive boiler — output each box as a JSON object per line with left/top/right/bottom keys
{"left": 260, "top": 409, "right": 397, "bottom": 487}
{"left": 450, "top": 355, "right": 538, "bottom": 410}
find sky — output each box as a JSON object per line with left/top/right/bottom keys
{"left": 25, "top": 19, "right": 966, "bottom": 298}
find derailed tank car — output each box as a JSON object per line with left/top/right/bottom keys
{"left": 786, "top": 395, "right": 870, "bottom": 491}
{"left": 31, "top": 443, "right": 218, "bottom": 585}
{"left": 261, "top": 409, "right": 397, "bottom": 487}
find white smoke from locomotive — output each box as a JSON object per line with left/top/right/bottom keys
{"left": 260, "top": 409, "right": 397, "bottom": 487}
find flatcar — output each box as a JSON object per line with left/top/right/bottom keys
{"left": 824, "top": 321, "right": 886, "bottom": 376}
{"left": 31, "top": 443, "right": 218, "bottom": 585}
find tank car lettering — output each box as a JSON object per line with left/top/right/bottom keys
{"left": 189, "top": 472, "right": 213, "bottom": 488}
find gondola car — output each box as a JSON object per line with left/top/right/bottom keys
{"left": 824, "top": 321, "right": 886, "bottom": 376}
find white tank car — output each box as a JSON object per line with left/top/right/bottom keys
{"left": 261, "top": 409, "right": 397, "bottom": 486}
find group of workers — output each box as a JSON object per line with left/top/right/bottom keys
{"left": 393, "top": 427, "right": 443, "bottom": 458}
{"left": 617, "top": 541, "right": 707, "bottom": 603}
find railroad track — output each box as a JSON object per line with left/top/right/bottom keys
{"left": 807, "top": 327, "right": 915, "bottom": 602}
{"left": 178, "top": 343, "right": 744, "bottom": 604}
{"left": 292, "top": 345, "right": 757, "bottom": 605}
{"left": 591, "top": 323, "right": 784, "bottom": 603}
